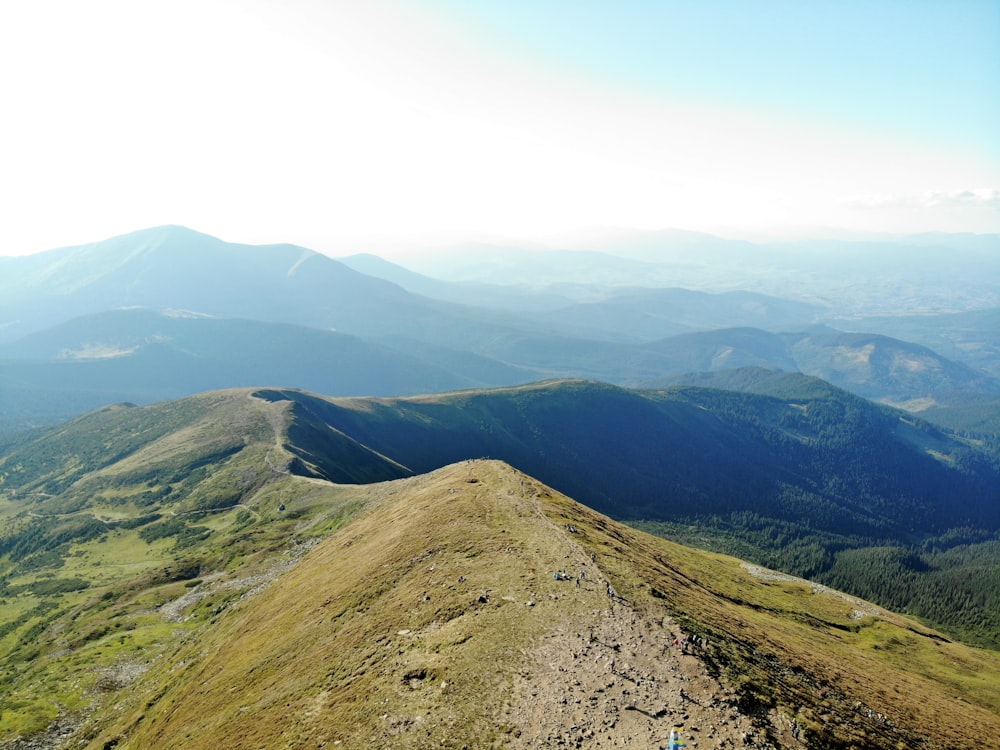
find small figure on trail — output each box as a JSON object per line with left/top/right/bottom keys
{"left": 606, "top": 583, "right": 617, "bottom": 599}
{"left": 668, "top": 725, "right": 686, "bottom": 750}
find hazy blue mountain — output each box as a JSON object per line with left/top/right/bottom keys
{"left": 547, "top": 226, "right": 761, "bottom": 264}
{"left": 539, "top": 288, "right": 824, "bottom": 342}
{"left": 340, "top": 254, "right": 826, "bottom": 341}
{"left": 337, "top": 252, "right": 576, "bottom": 311}
{"left": 784, "top": 327, "right": 1000, "bottom": 402}
{"left": 0, "top": 308, "right": 542, "bottom": 432}
{"left": 401, "top": 243, "right": 669, "bottom": 286}
{"left": 0, "top": 225, "right": 416, "bottom": 341}
{"left": 828, "top": 307, "right": 1000, "bottom": 379}
{"left": 642, "top": 327, "right": 799, "bottom": 371}
{"left": 3, "top": 226, "right": 997, "bottom": 434}
{"left": 639, "top": 327, "right": 1000, "bottom": 405}
{"left": 0, "top": 226, "right": 557, "bottom": 350}
{"left": 400, "top": 229, "right": 1000, "bottom": 316}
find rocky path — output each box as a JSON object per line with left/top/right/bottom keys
{"left": 505, "top": 594, "right": 774, "bottom": 749}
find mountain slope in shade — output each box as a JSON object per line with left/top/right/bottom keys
{"left": 251, "top": 380, "right": 998, "bottom": 534}
{"left": 0, "top": 308, "right": 541, "bottom": 431}
{"left": 249, "top": 382, "right": 1000, "bottom": 649}
{"left": 7, "top": 380, "right": 989, "bottom": 548}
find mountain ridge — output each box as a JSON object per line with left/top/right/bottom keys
{"left": 3, "top": 380, "right": 996, "bottom": 650}
{"left": 2, "top": 453, "right": 997, "bottom": 749}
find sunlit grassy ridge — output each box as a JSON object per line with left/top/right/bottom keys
{"left": 66, "top": 461, "right": 1000, "bottom": 750}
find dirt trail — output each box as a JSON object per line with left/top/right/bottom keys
{"left": 505, "top": 597, "right": 772, "bottom": 749}
{"left": 496, "top": 504, "right": 781, "bottom": 750}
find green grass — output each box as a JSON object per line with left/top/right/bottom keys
{"left": 0, "top": 458, "right": 367, "bottom": 744}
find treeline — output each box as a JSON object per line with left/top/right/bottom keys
{"left": 822, "top": 541, "right": 1000, "bottom": 647}
{"left": 638, "top": 516, "right": 1000, "bottom": 649}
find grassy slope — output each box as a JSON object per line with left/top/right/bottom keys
{"left": 0, "top": 390, "right": 396, "bottom": 740}
{"left": 0, "top": 470, "right": 370, "bottom": 742}
{"left": 77, "top": 461, "right": 999, "bottom": 750}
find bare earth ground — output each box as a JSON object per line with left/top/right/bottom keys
{"left": 509, "top": 601, "right": 768, "bottom": 748}
{"left": 499, "top": 531, "right": 786, "bottom": 749}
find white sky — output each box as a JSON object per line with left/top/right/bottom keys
{"left": 1, "top": 0, "right": 998, "bottom": 256}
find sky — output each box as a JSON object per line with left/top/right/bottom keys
{"left": 1, "top": 0, "right": 998, "bottom": 257}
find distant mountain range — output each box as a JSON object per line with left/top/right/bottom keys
{"left": 644, "top": 326, "right": 1000, "bottom": 402}
{"left": 2, "top": 225, "right": 998, "bottom": 433}
{"left": 402, "top": 227, "right": 1000, "bottom": 314}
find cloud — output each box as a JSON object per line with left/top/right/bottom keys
{"left": 841, "top": 188, "right": 1000, "bottom": 210}
{"left": 920, "top": 189, "right": 1000, "bottom": 208}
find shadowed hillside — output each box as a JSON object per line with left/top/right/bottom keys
{"left": 0, "top": 308, "right": 539, "bottom": 431}
{"left": 251, "top": 381, "right": 998, "bottom": 535}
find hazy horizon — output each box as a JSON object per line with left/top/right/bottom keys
{"left": 5, "top": 221, "right": 1000, "bottom": 266}
{"left": 1, "top": 0, "right": 997, "bottom": 258}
